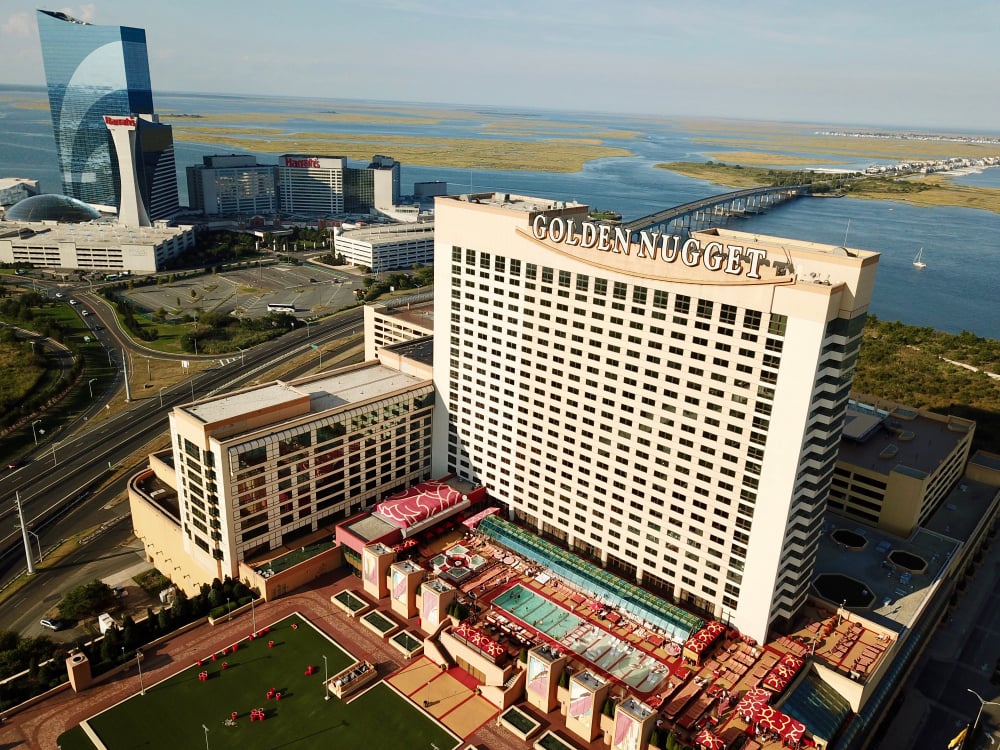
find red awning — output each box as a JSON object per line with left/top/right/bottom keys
{"left": 695, "top": 727, "right": 726, "bottom": 750}
{"left": 462, "top": 506, "right": 500, "bottom": 528}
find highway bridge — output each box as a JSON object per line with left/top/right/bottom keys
{"left": 623, "top": 184, "right": 810, "bottom": 235}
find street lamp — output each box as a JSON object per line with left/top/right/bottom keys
{"left": 226, "top": 596, "right": 231, "bottom": 621}
{"left": 237, "top": 347, "right": 245, "bottom": 366}
{"left": 323, "top": 655, "right": 329, "bottom": 700}
{"left": 250, "top": 595, "right": 257, "bottom": 635}
{"left": 967, "top": 689, "right": 1000, "bottom": 748}
{"left": 88, "top": 378, "right": 97, "bottom": 399}
{"left": 26, "top": 530, "right": 42, "bottom": 564}
{"left": 202, "top": 724, "right": 209, "bottom": 750}
{"left": 159, "top": 387, "right": 166, "bottom": 408}
{"left": 32, "top": 419, "right": 42, "bottom": 446}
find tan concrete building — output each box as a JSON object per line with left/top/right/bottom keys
{"left": 828, "top": 398, "right": 974, "bottom": 536}
{"left": 431, "top": 192, "right": 880, "bottom": 642}
{"left": 129, "top": 347, "right": 434, "bottom": 592}
{"left": 363, "top": 292, "right": 434, "bottom": 360}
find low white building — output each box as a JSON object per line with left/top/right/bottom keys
{"left": 0, "top": 219, "right": 194, "bottom": 273}
{"left": 334, "top": 222, "right": 434, "bottom": 272}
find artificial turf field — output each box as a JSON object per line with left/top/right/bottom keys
{"left": 57, "top": 613, "right": 458, "bottom": 749}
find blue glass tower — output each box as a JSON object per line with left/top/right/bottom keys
{"left": 36, "top": 10, "right": 159, "bottom": 210}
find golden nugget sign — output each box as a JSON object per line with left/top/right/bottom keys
{"left": 531, "top": 216, "right": 768, "bottom": 280}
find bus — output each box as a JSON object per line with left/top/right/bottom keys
{"left": 266, "top": 302, "right": 295, "bottom": 313}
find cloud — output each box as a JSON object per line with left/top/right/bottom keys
{"left": 2, "top": 11, "right": 34, "bottom": 37}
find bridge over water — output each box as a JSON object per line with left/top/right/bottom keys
{"left": 623, "top": 185, "right": 810, "bottom": 235}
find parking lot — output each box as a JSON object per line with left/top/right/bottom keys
{"left": 125, "top": 261, "right": 361, "bottom": 321}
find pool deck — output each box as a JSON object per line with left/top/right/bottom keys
{"left": 4, "top": 525, "right": 882, "bottom": 750}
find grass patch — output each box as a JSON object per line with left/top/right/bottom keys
{"left": 362, "top": 611, "right": 395, "bottom": 633}
{"left": 702, "top": 151, "right": 839, "bottom": 167}
{"left": 333, "top": 591, "right": 367, "bottom": 613}
{"left": 63, "top": 614, "right": 456, "bottom": 750}
{"left": 170, "top": 128, "right": 632, "bottom": 173}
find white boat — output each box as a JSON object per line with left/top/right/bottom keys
{"left": 913, "top": 248, "right": 927, "bottom": 269}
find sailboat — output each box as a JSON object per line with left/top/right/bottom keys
{"left": 913, "top": 248, "right": 927, "bottom": 269}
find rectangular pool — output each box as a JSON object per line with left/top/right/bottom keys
{"left": 492, "top": 584, "right": 584, "bottom": 640}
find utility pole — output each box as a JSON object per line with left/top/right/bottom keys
{"left": 123, "top": 350, "right": 132, "bottom": 402}
{"left": 14, "top": 492, "right": 35, "bottom": 575}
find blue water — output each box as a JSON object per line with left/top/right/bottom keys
{"left": 2, "top": 85, "right": 998, "bottom": 338}
{"left": 493, "top": 584, "right": 584, "bottom": 640}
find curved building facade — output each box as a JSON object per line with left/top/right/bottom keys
{"left": 36, "top": 10, "right": 178, "bottom": 219}
{"left": 431, "top": 193, "right": 879, "bottom": 642}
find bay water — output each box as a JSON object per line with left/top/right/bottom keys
{"left": 1, "top": 86, "right": 997, "bottom": 338}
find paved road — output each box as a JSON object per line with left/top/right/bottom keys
{"left": 876, "top": 530, "right": 1000, "bottom": 750}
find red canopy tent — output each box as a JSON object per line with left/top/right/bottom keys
{"left": 762, "top": 653, "right": 805, "bottom": 693}
{"left": 695, "top": 727, "right": 726, "bottom": 750}
{"left": 734, "top": 687, "right": 771, "bottom": 721}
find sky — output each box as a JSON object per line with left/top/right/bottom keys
{"left": 2, "top": 1, "right": 999, "bottom": 131}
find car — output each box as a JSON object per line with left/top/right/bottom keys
{"left": 309, "top": 277, "right": 318, "bottom": 283}
{"left": 69, "top": 299, "right": 78, "bottom": 305}
{"left": 40, "top": 618, "right": 67, "bottom": 631}
{"left": 55, "top": 292, "right": 64, "bottom": 299}
{"left": 93, "top": 324, "right": 104, "bottom": 331}
{"left": 80, "top": 310, "right": 90, "bottom": 316}
{"left": 7, "top": 458, "right": 27, "bottom": 470}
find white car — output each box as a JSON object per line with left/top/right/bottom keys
{"left": 81, "top": 310, "right": 90, "bottom": 316}
{"left": 69, "top": 299, "right": 78, "bottom": 305}
{"left": 55, "top": 292, "right": 64, "bottom": 299}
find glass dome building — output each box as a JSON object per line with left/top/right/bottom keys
{"left": 4, "top": 194, "right": 102, "bottom": 223}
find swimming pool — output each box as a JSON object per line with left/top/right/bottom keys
{"left": 492, "top": 584, "right": 667, "bottom": 693}
{"left": 492, "top": 584, "right": 584, "bottom": 640}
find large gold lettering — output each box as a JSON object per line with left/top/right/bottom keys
{"left": 680, "top": 239, "right": 701, "bottom": 267}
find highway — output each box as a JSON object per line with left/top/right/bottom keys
{"left": 0, "top": 305, "right": 364, "bottom": 604}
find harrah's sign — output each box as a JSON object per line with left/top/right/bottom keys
{"left": 103, "top": 115, "right": 136, "bottom": 127}
{"left": 284, "top": 156, "right": 321, "bottom": 168}
{"left": 530, "top": 215, "right": 768, "bottom": 279}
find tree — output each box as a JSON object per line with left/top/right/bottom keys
{"left": 57, "top": 580, "right": 116, "bottom": 620}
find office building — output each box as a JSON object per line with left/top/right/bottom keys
{"left": 335, "top": 222, "right": 435, "bottom": 272}
{"left": 277, "top": 154, "right": 401, "bottom": 218}
{"left": 431, "top": 192, "right": 879, "bottom": 642}
{"left": 186, "top": 155, "right": 278, "bottom": 216}
{"left": 130, "top": 354, "right": 434, "bottom": 589}
{"left": 36, "top": 10, "right": 178, "bottom": 218}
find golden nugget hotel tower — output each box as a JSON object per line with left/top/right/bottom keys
{"left": 432, "top": 193, "right": 879, "bottom": 643}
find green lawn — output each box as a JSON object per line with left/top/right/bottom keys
{"left": 60, "top": 614, "right": 458, "bottom": 749}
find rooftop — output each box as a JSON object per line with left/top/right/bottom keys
{"left": 182, "top": 363, "right": 428, "bottom": 425}
{"left": 438, "top": 191, "right": 585, "bottom": 213}
{"left": 339, "top": 222, "right": 434, "bottom": 244}
{"left": 1, "top": 217, "right": 190, "bottom": 242}
{"left": 382, "top": 336, "right": 434, "bottom": 366}
{"left": 837, "top": 400, "right": 973, "bottom": 478}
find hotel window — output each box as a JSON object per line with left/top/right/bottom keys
{"left": 768, "top": 314, "right": 788, "bottom": 336}
{"left": 632, "top": 286, "right": 648, "bottom": 304}
{"left": 674, "top": 295, "right": 691, "bottom": 314}
{"left": 613, "top": 282, "right": 627, "bottom": 300}
{"left": 743, "top": 310, "right": 762, "bottom": 330}
{"left": 696, "top": 299, "right": 713, "bottom": 319}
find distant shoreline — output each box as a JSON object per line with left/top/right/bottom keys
{"left": 655, "top": 161, "right": 1000, "bottom": 214}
